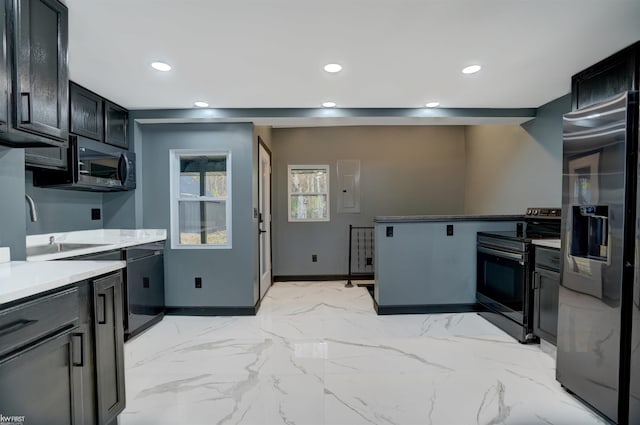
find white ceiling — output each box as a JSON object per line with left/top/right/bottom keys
{"left": 66, "top": 0, "right": 640, "bottom": 120}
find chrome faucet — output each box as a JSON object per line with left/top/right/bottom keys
{"left": 25, "top": 194, "right": 38, "bottom": 222}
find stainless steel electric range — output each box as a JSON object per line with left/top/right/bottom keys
{"left": 476, "top": 207, "right": 561, "bottom": 343}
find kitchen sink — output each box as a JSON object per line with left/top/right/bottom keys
{"left": 27, "top": 243, "right": 109, "bottom": 257}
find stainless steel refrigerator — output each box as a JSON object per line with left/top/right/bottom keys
{"left": 558, "top": 91, "right": 639, "bottom": 425}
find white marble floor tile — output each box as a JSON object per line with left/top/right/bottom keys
{"left": 121, "top": 281, "right": 608, "bottom": 425}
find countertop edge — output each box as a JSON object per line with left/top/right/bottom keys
{"left": 0, "top": 261, "right": 126, "bottom": 305}
{"left": 27, "top": 235, "right": 167, "bottom": 262}
{"left": 374, "top": 214, "right": 524, "bottom": 223}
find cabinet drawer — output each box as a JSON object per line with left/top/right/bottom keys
{"left": 535, "top": 247, "right": 561, "bottom": 272}
{"left": 0, "top": 287, "right": 79, "bottom": 357}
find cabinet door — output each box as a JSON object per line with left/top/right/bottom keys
{"left": 93, "top": 273, "right": 126, "bottom": 425}
{"left": 104, "top": 101, "right": 128, "bottom": 149}
{"left": 12, "top": 0, "right": 68, "bottom": 143}
{"left": 0, "top": 329, "right": 84, "bottom": 424}
{"left": 0, "top": 2, "right": 8, "bottom": 133}
{"left": 70, "top": 82, "right": 103, "bottom": 141}
{"left": 25, "top": 145, "right": 67, "bottom": 169}
{"left": 533, "top": 268, "right": 560, "bottom": 345}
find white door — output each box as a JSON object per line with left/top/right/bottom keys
{"left": 259, "top": 142, "right": 272, "bottom": 299}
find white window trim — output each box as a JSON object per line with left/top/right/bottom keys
{"left": 169, "top": 149, "right": 232, "bottom": 249}
{"left": 287, "top": 164, "right": 330, "bottom": 222}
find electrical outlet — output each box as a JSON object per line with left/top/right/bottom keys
{"left": 446, "top": 224, "right": 454, "bottom": 236}
{"left": 91, "top": 208, "right": 101, "bottom": 220}
{"left": 366, "top": 257, "right": 373, "bottom": 266}
{"left": 386, "top": 226, "right": 394, "bottom": 237}
{"left": 312, "top": 254, "right": 318, "bottom": 262}
{"left": 195, "top": 277, "right": 202, "bottom": 288}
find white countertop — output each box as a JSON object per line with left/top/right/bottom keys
{"left": 27, "top": 229, "right": 166, "bottom": 261}
{"left": 0, "top": 260, "right": 126, "bottom": 305}
{"left": 532, "top": 239, "right": 561, "bottom": 249}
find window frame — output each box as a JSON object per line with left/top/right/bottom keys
{"left": 287, "top": 164, "right": 330, "bottom": 222}
{"left": 169, "top": 149, "right": 232, "bottom": 250}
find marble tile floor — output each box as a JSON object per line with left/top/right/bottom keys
{"left": 120, "top": 282, "right": 608, "bottom": 425}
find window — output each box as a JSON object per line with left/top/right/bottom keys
{"left": 288, "top": 165, "right": 330, "bottom": 222}
{"left": 169, "top": 150, "right": 232, "bottom": 249}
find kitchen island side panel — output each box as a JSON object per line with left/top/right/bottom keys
{"left": 375, "top": 220, "right": 520, "bottom": 307}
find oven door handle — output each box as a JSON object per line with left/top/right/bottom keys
{"left": 478, "top": 246, "right": 524, "bottom": 264}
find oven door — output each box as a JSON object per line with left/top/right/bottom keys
{"left": 477, "top": 245, "right": 527, "bottom": 324}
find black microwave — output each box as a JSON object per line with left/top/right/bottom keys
{"left": 33, "top": 136, "right": 136, "bottom": 191}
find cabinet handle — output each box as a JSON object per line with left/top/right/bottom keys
{"left": 532, "top": 272, "right": 539, "bottom": 290}
{"left": 0, "top": 319, "right": 37, "bottom": 337}
{"left": 20, "top": 92, "right": 31, "bottom": 124}
{"left": 72, "top": 333, "right": 84, "bottom": 367}
{"left": 98, "top": 294, "right": 107, "bottom": 324}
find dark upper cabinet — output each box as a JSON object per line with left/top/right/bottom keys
{"left": 5, "top": 0, "right": 69, "bottom": 146}
{"left": 104, "top": 100, "right": 128, "bottom": 149}
{"left": 0, "top": 2, "right": 8, "bottom": 134}
{"left": 572, "top": 41, "right": 640, "bottom": 110}
{"left": 70, "top": 81, "right": 103, "bottom": 141}
{"left": 25, "top": 145, "right": 67, "bottom": 169}
{"left": 93, "top": 272, "right": 126, "bottom": 425}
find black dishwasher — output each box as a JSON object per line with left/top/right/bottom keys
{"left": 124, "top": 242, "right": 165, "bottom": 339}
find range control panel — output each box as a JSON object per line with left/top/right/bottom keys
{"left": 525, "top": 207, "right": 561, "bottom": 218}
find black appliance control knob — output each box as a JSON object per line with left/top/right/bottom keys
{"left": 533, "top": 209, "right": 539, "bottom": 215}
{"left": 527, "top": 209, "right": 532, "bottom": 215}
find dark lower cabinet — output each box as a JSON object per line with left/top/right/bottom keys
{"left": 533, "top": 246, "right": 560, "bottom": 345}
{"left": 0, "top": 271, "right": 126, "bottom": 425}
{"left": 0, "top": 286, "right": 86, "bottom": 424}
{"left": 0, "top": 328, "right": 84, "bottom": 424}
{"left": 93, "top": 272, "right": 126, "bottom": 425}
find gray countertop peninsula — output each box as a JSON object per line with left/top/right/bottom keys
{"left": 374, "top": 214, "right": 524, "bottom": 223}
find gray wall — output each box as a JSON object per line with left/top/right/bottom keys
{"left": 271, "top": 126, "right": 467, "bottom": 277}
{"left": 0, "top": 147, "right": 26, "bottom": 259}
{"left": 464, "top": 94, "right": 571, "bottom": 214}
{"left": 24, "top": 171, "right": 104, "bottom": 235}
{"left": 140, "top": 123, "right": 258, "bottom": 308}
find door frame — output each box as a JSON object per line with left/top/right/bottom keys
{"left": 257, "top": 136, "right": 273, "bottom": 299}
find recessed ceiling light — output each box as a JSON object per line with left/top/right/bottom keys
{"left": 461, "top": 64, "right": 482, "bottom": 74}
{"left": 151, "top": 61, "right": 171, "bottom": 72}
{"left": 322, "top": 101, "right": 337, "bottom": 108}
{"left": 425, "top": 102, "right": 440, "bottom": 108}
{"left": 323, "top": 63, "right": 343, "bottom": 73}
{"left": 193, "top": 101, "right": 209, "bottom": 108}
